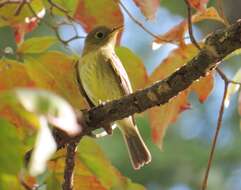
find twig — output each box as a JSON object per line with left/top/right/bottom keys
{"left": 216, "top": 0, "right": 229, "bottom": 26}
{"left": 184, "top": 0, "right": 201, "bottom": 50}
{"left": 216, "top": 67, "right": 241, "bottom": 85}
{"left": 14, "top": 0, "right": 27, "bottom": 16}
{"left": 62, "top": 142, "right": 78, "bottom": 190}
{"left": 47, "top": 0, "right": 69, "bottom": 14}
{"left": 201, "top": 68, "right": 228, "bottom": 190}
{"left": 0, "top": 0, "right": 22, "bottom": 8}
{"left": 26, "top": 2, "right": 85, "bottom": 45}
{"left": 118, "top": 1, "right": 170, "bottom": 43}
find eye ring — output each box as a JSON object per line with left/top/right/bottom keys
{"left": 95, "top": 31, "right": 104, "bottom": 39}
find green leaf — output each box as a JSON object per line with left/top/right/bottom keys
{"left": 78, "top": 137, "right": 145, "bottom": 190}
{"left": 115, "top": 47, "right": 148, "bottom": 91}
{"left": 0, "top": 118, "right": 22, "bottom": 174}
{"left": 17, "top": 37, "right": 58, "bottom": 54}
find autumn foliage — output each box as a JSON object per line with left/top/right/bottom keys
{"left": 0, "top": 0, "right": 241, "bottom": 190}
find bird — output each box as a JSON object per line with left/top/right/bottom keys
{"left": 76, "top": 25, "right": 151, "bottom": 169}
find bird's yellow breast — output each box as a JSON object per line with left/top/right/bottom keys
{"left": 78, "top": 50, "right": 124, "bottom": 105}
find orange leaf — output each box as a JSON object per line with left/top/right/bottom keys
{"left": 0, "top": 59, "right": 35, "bottom": 91}
{"left": 133, "top": 0, "right": 160, "bottom": 20}
{"left": 149, "top": 44, "right": 214, "bottom": 147}
{"left": 152, "top": 7, "right": 224, "bottom": 48}
{"left": 149, "top": 91, "right": 190, "bottom": 148}
{"left": 74, "top": 0, "right": 124, "bottom": 32}
{"left": 191, "top": 72, "right": 214, "bottom": 102}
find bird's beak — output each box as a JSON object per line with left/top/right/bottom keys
{"left": 110, "top": 25, "right": 124, "bottom": 37}
{"left": 112, "top": 25, "right": 124, "bottom": 32}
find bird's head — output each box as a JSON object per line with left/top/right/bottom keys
{"left": 83, "top": 25, "right": 123, "bottom": 55}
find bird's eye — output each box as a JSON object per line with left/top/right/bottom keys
{"left": 95, "top": 31, "right": 104, "bottom": 39}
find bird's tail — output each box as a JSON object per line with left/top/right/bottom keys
{"left": 118, "top": 117, "right": 151, "bottom": 170}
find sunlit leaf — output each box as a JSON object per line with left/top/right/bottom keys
{"left": 24, "top": 51, "right": 86, "bottom": 109}
{"left": 74, "top": 0, "right": 124, "bottom": 33}
{"left": 17, "top": 36, "right": 58, "bottom": 54}
{"left": 225, "top": 68, "right": 241, "bottom": 107}
{"left": 16, "top": 88, "right": 81, "bottom": 136}
{"left": 116, "top": 47, "right": 148, "bottom": 90}
{"left": 133, "top": 0, "right": 160, "bottom": 20}
{"left": 0, "top": 59, "right": 35, "bottom": 91}
{"left": 149, "top": 44, "right": 213, "bottom": 146}
{"left": 29, "top": 117, "right": 57, "bottom": 176}
{"left": 191, "top": 72, "right": 214, "bottom": 102}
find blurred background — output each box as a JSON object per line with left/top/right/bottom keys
{"left": 1, "top": 0, "right": 241, "bottom": 189}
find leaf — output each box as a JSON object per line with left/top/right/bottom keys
{"left": 149, "top": 44, "right": 214, "bottom": 147}
{"left": 0, "top": 59, "right": 35, "bottom": 91}
{"left": 187, "top": 0, "right": 209, "bottom": 11}
{"left": 152, "top": 7, "right": 224, "bottom": 49}
{"left": 149, "top": 91, "right": 190, "bottom": 148}
{"left": 47, "top": 137, "right": 145, "bottom": 190}
{"left": 225, "top": 68, "right": 241, "bottom": 107}
{"left": 43, "top": 0, "right": 79, "bottom": 16}
{"left": 16, "top": 88, "right": 81, "bottom": 136}
{"left": 133, "top": 0, "right": 160, "bottom": 20}
{"left": 191, "top": 72, "right": 214, "bottom": 102}
{"left": 74, "top": 0, "right": 124, "bottom": 32}
{"left": 0, "top": 118, "right": 23, "bottom": 174}
{"left": 0, "top": 174, "right": 24, "bottom": 190}
{"left": 29, "top": 117, "right": 57, "bottom": 176}
{"left": 0, "top": 1, "right": 44, "bottom": 27}
{"left": 0, "top": 1, "right": 45, "bottom": 43}
{"left": 0, "top": 88, "right": 81, "bottom": 176}
{"left": 17, "top": 36, "right": 58, "bottom": 54}
{"left": 24, "top": 51, "right": 86, "bottom": 109}
{"left": 115, "top": 47, "right": 148, "bottom": 90}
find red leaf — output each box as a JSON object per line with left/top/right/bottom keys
{"left": 187, "top": 0, "right": 209, "bottom": 11}
{"left": 13, "top": 20, "right": 39, "bottom": 44}
{"left": 133, "top": 0, "right": 160, "bottom": 20}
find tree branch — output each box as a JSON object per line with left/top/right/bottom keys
{"left": 62, "top": 142, "right": 78, "bottom": 190}
{"left": 56, "top": 20, "right": 241, "bottom": 148}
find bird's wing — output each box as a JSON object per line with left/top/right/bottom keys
{"left": 106, "top": 53, "right": 136, "bottom": 126}
{"left": 75, "top": 61, "right": 95, "bottom": 108}
{"left": 106, "top": 52, "right": 133, "bottom": 95}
